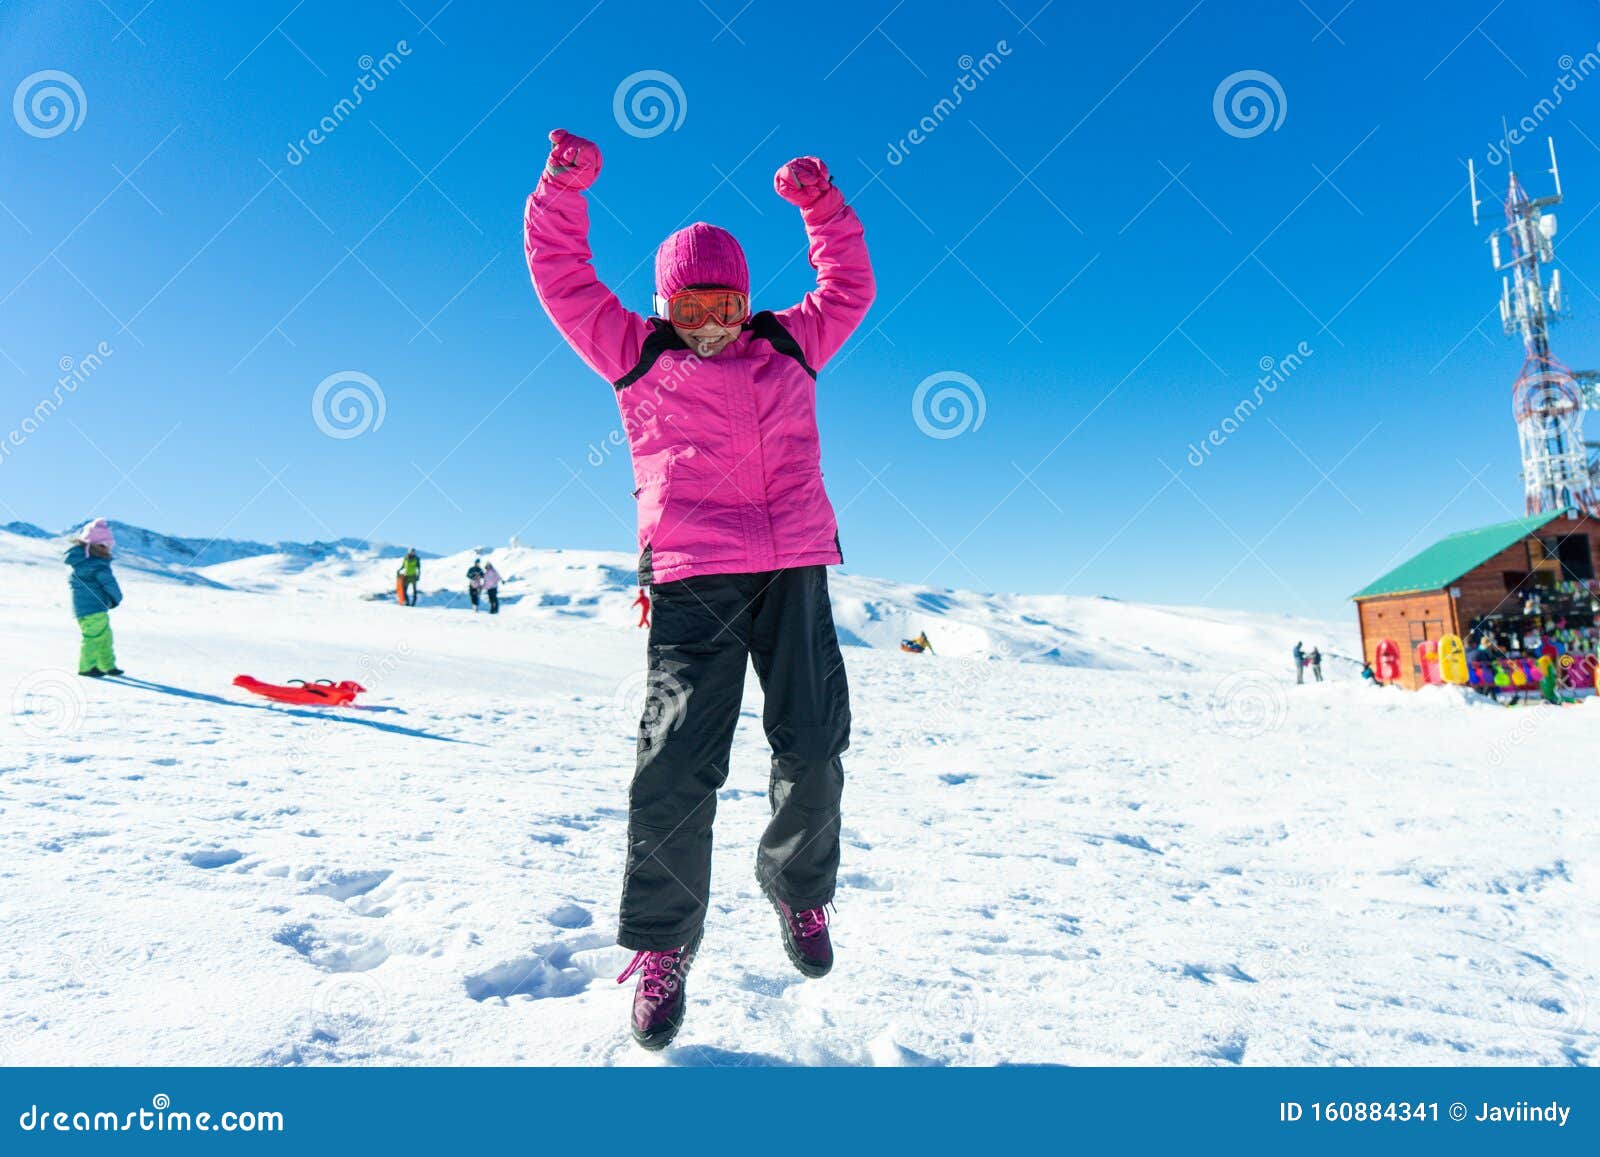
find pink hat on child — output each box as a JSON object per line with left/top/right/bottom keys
{"left": 654, "top": 222, "right": 749, "bottom": 298}
{"left": 79, "top": 518, "right": 115, "bottom": 548}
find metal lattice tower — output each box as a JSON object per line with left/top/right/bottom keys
{"left": 1468, "top": 137, "right": 1599, "bottom": 515}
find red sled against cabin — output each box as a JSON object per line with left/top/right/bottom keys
{"left": 1373, "top": 638, "right": 1402, "bottom": 683}
{"left": 233, "top": 675, "right": 366, "bottom": 706}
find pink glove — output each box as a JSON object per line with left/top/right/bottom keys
{"left": 544, "top": 128, "right": 602, "bottom": 191}
{"left": 774, "top": 156, "right": 833, "bottom": 209}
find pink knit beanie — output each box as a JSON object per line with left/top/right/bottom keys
{"left": 79, "top": 517, "right": 114, "bottom": 548}
{"left": 654, "top": 222, "right": 749, "bottom": 298}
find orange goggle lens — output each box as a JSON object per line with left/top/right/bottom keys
{"left": 666, "top": 289, "right": 749, "bottom": 329}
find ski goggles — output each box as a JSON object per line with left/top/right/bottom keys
{"left": 657, "top": 288, "right": 750, "bottom": 329}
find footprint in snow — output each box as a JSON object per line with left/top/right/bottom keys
{"left": 274, "top": 923, "right": 389, "bottom": 972}
{"left": 305, "top": 869, "right": 392, "bottom": 902}
{"left": 463, "top": 934, "right": 615, "bottom": 1002}
{"left": 185, "top": 848, "right": 243, "bottom": 869}
{"left": 839, "top": 872, "right": 892, "bottom": 892}
{"left": 546, "top": 903, "right": 593, "bottom": 929}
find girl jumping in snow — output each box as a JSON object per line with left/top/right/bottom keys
{"left": 525, "top": 128, "right": 873, "bottom": 1050}
{"left": 65, "top": 517, "right": 124, "bottom": 677}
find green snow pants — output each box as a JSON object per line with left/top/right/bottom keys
{"left": 77, "top": 612, "right": 116, "bottom": 674}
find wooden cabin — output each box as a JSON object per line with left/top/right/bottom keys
{"left": 1351, "top": 508, "right": 1600, "bottom": 689}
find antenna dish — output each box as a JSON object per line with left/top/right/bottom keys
{"left": 1539, "top": 213, "right": 1557, "bottom": 239}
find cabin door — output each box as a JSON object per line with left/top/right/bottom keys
{"left": 1408, "top": 618, "right": 1446, "bottom": 683}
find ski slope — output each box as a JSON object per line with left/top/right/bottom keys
{"left": 1, "top": 524, "right": 1595, "bottom": 1067}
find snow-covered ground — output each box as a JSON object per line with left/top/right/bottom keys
{"left": 1, "top": 524, "right": 1595, "bottom": 1067}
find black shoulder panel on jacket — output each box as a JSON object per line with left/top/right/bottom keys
{"left": 746, "top": 311, "right": 816, "bottom": 380}
{"left": 613, "top": 320, "right": 690, "bottom": 391}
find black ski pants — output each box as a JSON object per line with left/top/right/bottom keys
{"left": 618, "top": 565, "right": 850, "bottom": 951}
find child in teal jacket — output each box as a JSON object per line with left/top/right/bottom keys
{"left": 65, "top": 517, "right": 123, "bottom": 677}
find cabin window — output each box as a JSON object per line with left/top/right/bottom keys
{"left": 1540, "top": 534, "right": 1594, "bottom": 581}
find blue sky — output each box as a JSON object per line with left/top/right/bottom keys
{"left": 4, "top": 0, "right": 1600, "bottom": 622}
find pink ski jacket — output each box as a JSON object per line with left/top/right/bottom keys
{"left": 524, "top": 176, "right": 874, "bottom": 586}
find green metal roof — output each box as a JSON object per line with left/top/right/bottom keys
{"left": 1351, "top": 509, "right": 1573, "bottom": 600}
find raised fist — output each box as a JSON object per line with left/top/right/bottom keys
{"left": 774, "top": 156, "right": 832, "bottom": 208}
{"left": 544, "top": 128, "right": 602, "bottom": 191}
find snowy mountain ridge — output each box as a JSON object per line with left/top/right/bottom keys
{"left": 1, "top": 520, "right": 1353, "bottom": 673}
{"left": 10, "top": 518, "right": 420, "bottom": 569}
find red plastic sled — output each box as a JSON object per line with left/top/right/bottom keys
{"left": 1373, "top": 638, "right": 1401, "bottom": 683}
{"left": 233, "top": 675, "right": 366, "bottom": 706}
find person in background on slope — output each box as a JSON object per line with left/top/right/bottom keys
{"left": 1309, "top": 646, "right": 1323, "bottom": 682}
{"left": 481, "top": 560, "right": 501, "bottom": 615}
{"left": 1292, "top": 640, "right": 1305, "bottom": 684}
{"left": 467, "top": 558, "right": 485, "bottom": 612}
{"left": 632, "top": 587, "right": 651, "bottom": 628}
{"left": 525, "top": 128, "right": 873, "bottom": 1051}
{"left": 900, "top": 631, "right": 934, "bottom": 654}
{"left": 66, "top": 518, "right": 124, "bottom": 678}
{"left": 399, "top": 548, "right": 421, "bottom": 606}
